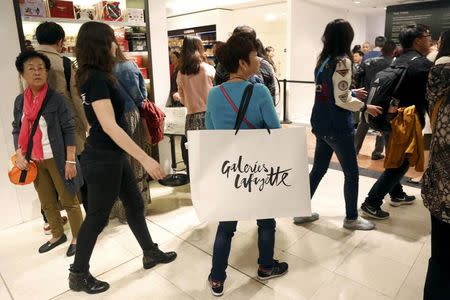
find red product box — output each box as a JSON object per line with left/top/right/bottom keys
{"left": 95, "top": 1, "right": 123, "bottom": 21}
{"left": 118, "top": 40, "right": 129, "bottom": 52}
{"left": 48, "top": 0, "right": 75, "bottom": 19}
{"left": 139, "top": 68, "right": 148, "bottom": 79}
{"left": 113, "top": 27, "right": 128, "bottom": 52}
{"left": 129, "top": 55, "right": 143, "bottom": 68}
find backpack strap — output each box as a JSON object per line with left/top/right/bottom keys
{"left": 390, "top": 56, "right": 419, "bottom": 106}
{"left": 62, "top": 56, "right": 71, "bottom": 93}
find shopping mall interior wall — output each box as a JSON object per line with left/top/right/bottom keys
{"left": 231, "top": 3, "right": 288, "bottom": 78}
{"left": 167, "top": 9, "right": 234, "bottom": 42}
{"left": 167, "top": 3, "right": 288, "bottom": 78}
{"left": 149, "top": 0, "right": 173, "bottom": 174}
{"left": 366, "top": 13, "right": 387, "bottom": 46}
{"left": 0, "top": 1, "right": 40, "bottom": 230}
{"left": 288, "top": 0, "right": 369, "bottom": 124}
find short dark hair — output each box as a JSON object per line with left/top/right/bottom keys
{"left": 232, "top": 25, "right": 257, "bottom": 39}
{"left": 382, "top": 40, "right": 397, "bottom": 56}
{"left": 352, "top": 45, "right": 361, "bottom": 53}
{"left": 36, "top": 22, "right": 65, "bottom": 45}
{"left": 374, "top": 36, "right": 386, "bottom": 48}
{"left": 354, "top": 50, "right": 364, "bottom": 57}
{"left": 15, "top": 50, "right": 51, "bottom": 74}
{"left": 399, "top": 24, "right": 429, "bottom": 49}
{"left": 217, "top": 33, "right": 257, "bottom": 73}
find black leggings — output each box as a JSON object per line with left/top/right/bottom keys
{"left": 72, "top": 148, "right": 154, "bottom": 272}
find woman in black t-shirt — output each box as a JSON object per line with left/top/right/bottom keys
{"left": 68, "top": 22, "right": 177, "bottom": 294}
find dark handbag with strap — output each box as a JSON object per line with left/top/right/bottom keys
{"left": 9, "top": 90, "right": 52, "bottom": 185}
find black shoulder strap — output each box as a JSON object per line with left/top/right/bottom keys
{"left": 391, "top": 55, "right": 419, "bottom": 101}
{"left": 234, "top": 84, "right": 254, "bottom": 134}
{"left": 24, "top": 90, "right": 53, "bottom": 161}
{"left": 62, "top": 56, "right": 71, "bottom": 93}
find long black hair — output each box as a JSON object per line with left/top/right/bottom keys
{"left": 436, "top": 30, "right": 450, "bottom": 61}
{"left": 75, "top": 21, "right": 117, "bottom": 89}
{"left": 179, "top": 36, "right": 206, "bottom": 75}
{"left": 317, "top": 19, "right": 354, "bottom": 68}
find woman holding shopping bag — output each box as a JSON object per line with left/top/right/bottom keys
{"left": 205, "top": 33, "right": 288, "bottom": 297}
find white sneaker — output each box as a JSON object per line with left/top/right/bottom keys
{"left": 293, "top": 212, "right": 319, "bottom": 224}
{"left": 343, "top": 217, "right": 375, "bottom": 231}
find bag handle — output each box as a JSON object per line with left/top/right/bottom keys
{"left": 220, "top": 84, "right": 255, "bottom": 130}
{"left": 390, "top": 56, "right": 419, "bottom": 105}
{"left": 234, "top": 84, "right": 255, "bottom": 135}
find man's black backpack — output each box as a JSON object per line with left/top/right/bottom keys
{"left": 365, "top": 56, "right": 418, "bottom": 131}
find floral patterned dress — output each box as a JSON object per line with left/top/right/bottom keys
{"left": 422, "top": 56, "right": 450, "bottom": 223}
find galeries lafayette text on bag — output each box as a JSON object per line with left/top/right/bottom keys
{"left": 221, "top": 156, "right": 292, "bottom": 193}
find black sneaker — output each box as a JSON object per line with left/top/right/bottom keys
{"left": 361, "top": 203, "right": 390, "bottom": 220}
{"left": 208, "top": 275, "right": 224, "bottom": 297}
{"left": 257, "top": 260, "right": 288, "bottom": 280}
{"left": 390, "top": 193, "right": 416, "bottom": 207}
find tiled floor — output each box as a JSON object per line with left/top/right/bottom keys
{"left": 0, "top": 167, "right": 430, "bottom": 300}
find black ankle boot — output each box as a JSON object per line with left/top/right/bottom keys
{"left": 143, "top": 244, "right": 177, "bottom": 269}
{"left": 69, "top": 268, "right": 110, "bottom": 294}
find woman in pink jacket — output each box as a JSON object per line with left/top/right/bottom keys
{"left": 176, "top": 36, "right": 216, "bottom": 175}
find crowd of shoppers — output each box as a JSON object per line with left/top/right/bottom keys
{"left": 10, "top": 17, "right": 449, "bottom": 299}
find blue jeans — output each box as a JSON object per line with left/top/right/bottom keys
{"left": 309, "top": 134, "right": 359, "bottom": 220}
{"left": 210, "top": 219, "right": 276, "bottom": 281}
{"left": 363, "top": 131, "right": 408, "bottom": 208}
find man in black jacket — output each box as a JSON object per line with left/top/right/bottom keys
{"left": 354, "top": 40, "right": 397, "bottom": 160}
{"left": 361, "top": 24, "right": 433, "bottom": 220}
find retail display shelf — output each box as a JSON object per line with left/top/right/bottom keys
{"left": 62, "top": 51, "right": 148, "bottom": 58}
{"left": 22, "top": 16, "right": 146, "bottom": 27}
{"left": 125, "top": 51, "right": 149, "bottom": 55}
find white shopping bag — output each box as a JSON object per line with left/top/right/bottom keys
{"left": 164, "top": 107, "right": 187, "bottom": 135}
{"left": 188, "top": 127, "right": 311, "bottom": 222}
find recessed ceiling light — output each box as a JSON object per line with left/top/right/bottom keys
{"left": 353, "top": 1, "right": 361, "bottom": 4}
